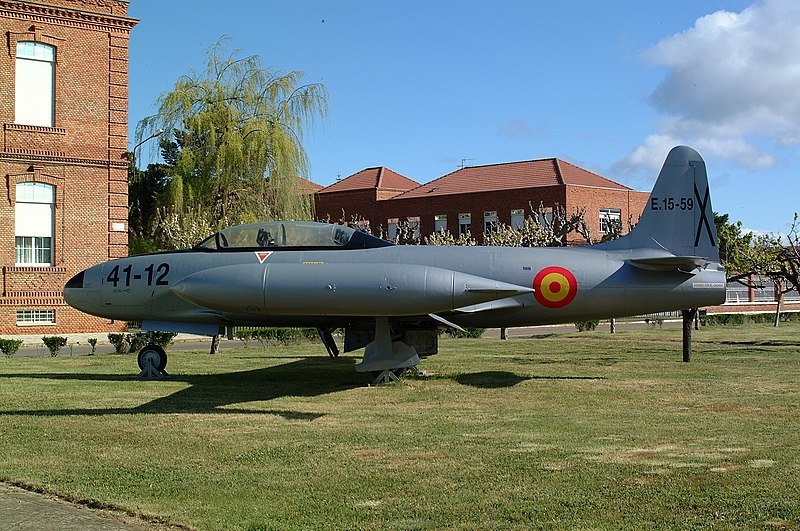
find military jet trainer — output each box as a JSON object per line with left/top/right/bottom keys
{"left": 64, "top": 146, "right": 726, "bottom": 380}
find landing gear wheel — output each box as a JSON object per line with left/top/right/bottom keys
{"left": 138, "top": 344, "right": 167, "bottom": 372}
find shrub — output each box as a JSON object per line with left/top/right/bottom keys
{"left": 702, "top": 314, "right": 747, "bottom": 326}
{"left": 444, "top": 328, "right": 486, "bottom": 338}
{"left": 127, "top": 332, "right": 148, "bottom": 353}
{"left": 108, "top": 333, "right": 127, "bottom": 354}
{"left": 234, "top": 329, "right": 253, "bottom": 346}
{"left": 42, "top": 336, "right": 67, "bottom": 357}
{"left": 574, "top": 320, "right": 599, "bottom": 332}
{"left": 0, "top": 338, "right": 23, "bottom": 358}
{"left": 87, "top": 338, "right": 97, "bottom": 355}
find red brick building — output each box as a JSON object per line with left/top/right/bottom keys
{"left": 316, "top": 158, "right": 649, "bottom": 244}
{"left": 0, "top": 0, "right": 137, "bottom": 334}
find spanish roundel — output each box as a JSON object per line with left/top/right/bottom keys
{"left": 533, "top": 266, "right": 577, "bottom": 308}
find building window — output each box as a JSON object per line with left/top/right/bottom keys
{"left": 484, "top": 211, "right": 498, "bottom": 236}
{"left": 537, "top": 207, "right": 554, "bottom": 228}
{"left": 406, "top": 216, "right": 420, "bottom": 240}
{"left": 599, "top": 208, "right": 622, "bottom": 233}
{"left": 387, "top": 219, "right": 398, "bottom": 240}
{"left": 511, "top": 209, "right": 525, "bottom": 229}
{"left": 458, "top": 213, "right": 471, "bottom": 236}
{"left": 16, "top": 309, "right": 56, "bottom": 326}
{"left": 15, "top": 42, "right": 56, "bottom": 127}
{"left": 15, "top": 182, "right": 54, "bottom": 265}
{"left": 434, "top": 214, "right": 447, "bottom": 233}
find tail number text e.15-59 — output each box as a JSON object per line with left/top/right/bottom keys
{"left": 106, "top": 263, "right": 170, "bottom": 287}
{"left": 650, "top": 197, "right": 694, "bottom": 211}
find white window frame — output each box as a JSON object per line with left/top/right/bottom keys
{"left": 434, "top": 214, "right": 447, "bottom": 233}
{"left": 16, "top": 309, "right": 56, "bottom": 326}
{"left": 406, "top": 216, "right": 420, "bottom": 240}
{"left": 387, "top": 219, "right": 398, "bottom": 240}
{"left": 511, "top": 209, "right": 525, "bottom": 230}
{"left": 599, "top": 208, "right": 622, "bottom": 234}
{"left": 458, "top": 213, "right": 471, "bottom": 236}
{"left": 484, "top": 211, "right": 498, "bottom": 236}
{"left": 15, "top": 182, "right": 54, "bottom": 266}
{"left": 15, "top": 41, "right": 55, "bottom": 127}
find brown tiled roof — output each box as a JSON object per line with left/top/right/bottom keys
{"left": 395, "top": 159, "right": 631, "bottom": 199}
{"left": 318, "top": 167, "right": 420, "bottom": 193}
{"left": 556, "top": 159, "right": 631, "bottom": 189}
{"left": 299, "top": 179, "right": 323, "bottom": 194}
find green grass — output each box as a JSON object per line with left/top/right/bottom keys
{"left": 1, "top": 322, "right": 799, "bottom": 530}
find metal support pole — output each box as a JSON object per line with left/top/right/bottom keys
{"left": 682, "top": 308, "right": 697, "bottom": 362}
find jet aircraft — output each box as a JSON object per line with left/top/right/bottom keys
{"left": 64, "top": 146, "right": 726, "bottom": 380}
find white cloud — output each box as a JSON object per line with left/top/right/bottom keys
{"left": 619, "top": 0, "right": 800, "bottom": 177}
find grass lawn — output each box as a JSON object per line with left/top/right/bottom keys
{"left": 1, "top": 322, "right": 799, "bottom": 529}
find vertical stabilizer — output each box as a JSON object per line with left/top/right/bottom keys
{"left": 602, "top": 146, "right": 719, "bottom": 260}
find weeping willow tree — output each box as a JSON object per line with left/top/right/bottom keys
{"left": 135, "top": 38, "right": 327, "bottom": 248}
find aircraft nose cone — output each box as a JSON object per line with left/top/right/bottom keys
{"left": 63, "top": 269, "right": 99, "bottom": 314}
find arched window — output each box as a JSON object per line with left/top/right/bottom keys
{"left": 15, "top": 42, "right": 55, "bottom": 127}
{"left": 15, "top": 182, "right": 54, "bottom": 265}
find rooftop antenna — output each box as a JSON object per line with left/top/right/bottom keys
{"left": 459, "top": 158, "right": 477, "bottom": 169}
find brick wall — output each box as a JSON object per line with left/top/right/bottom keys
{"left": 0, "top": 1, "right": 137, "bottom": 334}
{"left": 316, "top": 185, "right": 650, "bottom": 245}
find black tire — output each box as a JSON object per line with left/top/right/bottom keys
{"left": 138, "top": 344, "right": 167, "bottom": 372}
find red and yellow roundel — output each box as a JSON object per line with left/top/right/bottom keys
{"left": 533, "top": 266, "right": 578, "bottom": 308}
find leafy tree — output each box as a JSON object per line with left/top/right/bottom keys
{"left": 716, "top": 211, "right": 800, "bottom": 327}
{"left": 135, "top": 38, "right": 328, "bottom": 249}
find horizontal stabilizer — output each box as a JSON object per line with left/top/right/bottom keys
{"left": 627, "top": 256, "right": 709, "bottom": 273}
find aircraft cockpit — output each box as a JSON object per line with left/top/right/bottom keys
{"left": 193, "top": 221, "right": 393, "bottom": 251}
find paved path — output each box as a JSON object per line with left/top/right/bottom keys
{"left": 0, "top": 483, "right": 152, "bottom": 530}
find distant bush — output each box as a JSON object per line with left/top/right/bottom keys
{"left": 444, "top": 328, "right": 486, "bottom": 338}
{"left": 87, "top": 338, "right": 97, "bottom": 356}
{"left": 127, "top": 332, "right": 148, "bottom": 353}
{"left": 701, "top": 314, "right": 748, "bottom": 326}
{"left": 574, "top": 320, "right": 599, "bottom": 332}
{"left": 697, "top": 313, "right": 800, "bottom": 326}
{"left": 42, "top": 336, "right": 67, "bottom": 357}
{"left": 108, "top": 333, "right": 127, "bottom": 354}
{"left": 234, "top": 327, "right": 319, "bottom": 346}
{"left": 0, "top": 338, "right": 23, "bottom": 358}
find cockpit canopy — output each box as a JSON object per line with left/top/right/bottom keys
{"left": 193, "top": 221, "right": 393, "bottom": 251}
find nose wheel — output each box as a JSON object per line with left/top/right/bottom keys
{"left": 137, "top": 344, "right": 169, "bottom": 379}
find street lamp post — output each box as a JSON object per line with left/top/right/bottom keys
{"left": 130, "top": 128, "right": 163, "bottom": 171}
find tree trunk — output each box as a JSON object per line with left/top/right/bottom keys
{"left": 210, "top": 334, "right": 220, "bottom": 355}
{"left": 774, "top": 295, "right": 782, "bottom": 328}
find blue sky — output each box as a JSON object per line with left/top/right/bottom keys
{"left": 127, "top": 0, "right": 798, "bottom": 234}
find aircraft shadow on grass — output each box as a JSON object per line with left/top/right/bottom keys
{"left": 0, "top": 356, "right": 600, "bottom": 417}
{"left": 0, "top": 356, "right": 368, "bottom": 421}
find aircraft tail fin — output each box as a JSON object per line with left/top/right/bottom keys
{"left": 600, "top": 145, "right": 720, "bottom": 261}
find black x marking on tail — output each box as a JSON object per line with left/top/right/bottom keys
{"left": 694, "top": 182, "right": 716, "bottom": 248}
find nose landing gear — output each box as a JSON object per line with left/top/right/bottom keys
{"left": 137, "top": 344, "right": 169, "bottom": 379}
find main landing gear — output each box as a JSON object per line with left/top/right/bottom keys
{"left": 356, "top": 317, "right": 420, "bottom": 385}
{"left": 137, "top": 344, "right": 169, "bottom": 379}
